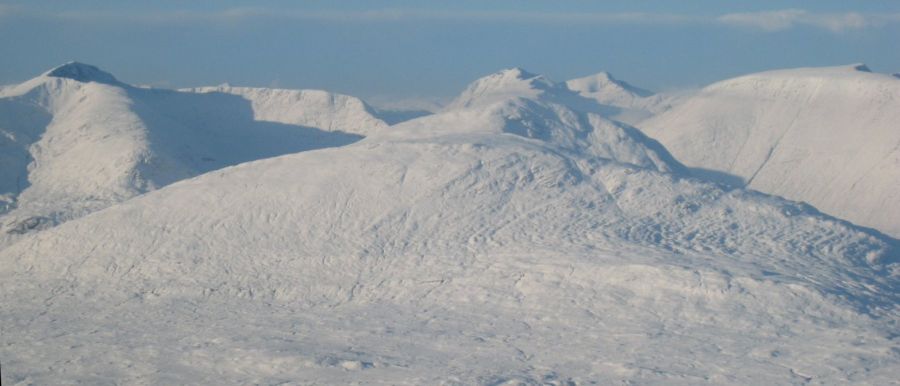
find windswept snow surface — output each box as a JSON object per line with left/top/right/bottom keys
{"left": 2, "top": 67, "right": 899, "bottom": 384}
{"left": 0, "top": 63, "right": 383, "bottom": 245}
{"left": 641, "top": 64, "right": 900, "bottom": 238}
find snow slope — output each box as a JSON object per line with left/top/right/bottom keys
{"left": 2, "top": 68, "right": 898, "bottom": 384}
{"left": 185, "top": 85, "right": 388, "bottom": 135}
{"left": 0, "top": 62, "right": 382, "bottom": 243}
{"left": 641, "top": 64, "right": 900, "bottom": 238}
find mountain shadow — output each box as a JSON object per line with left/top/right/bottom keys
{"left": 124, "top": 86, "right": 365, "bottom": 187}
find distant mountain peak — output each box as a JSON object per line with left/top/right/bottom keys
{"left": 567, "top": 71, "right": 653, "bottom": 98}
{"left": 44, "top": 62, "right": 119, "bottom": 85}
{"left": 479, "top": 67, "right": 555, "bottom": 89}
{"left": 496, "top": 67, "right": 539, "bottom": 79}
{"left": 576, "top": 71, "right": 614, "bottom": 84}
{"left": 446, "top": 68, "right": 561, "bottom": 110}
{"left": 850, "top": 63, "right": 871, "bottom": 72}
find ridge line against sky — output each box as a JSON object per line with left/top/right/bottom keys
{"left": 2, "top": 1, "right": 899, "bottom": 103}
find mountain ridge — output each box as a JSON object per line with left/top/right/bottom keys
{"left": 3, "top": 63, "right": 899, "bottom": 384}
{"left": 0, "top": 63, "right": 383, "bottom": 243}
{"left": 1, "top": 62, "right": 898, "bottom": 384}
{"left": 641, "top": 63, "right": 900, "bottom": 238}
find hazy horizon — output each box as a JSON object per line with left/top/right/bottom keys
{"left": 2, "top": 0, "right": 899, "bottom": 102}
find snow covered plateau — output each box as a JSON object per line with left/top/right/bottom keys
{"left": 1, "top": 63, "right": 898, "bottom": 385}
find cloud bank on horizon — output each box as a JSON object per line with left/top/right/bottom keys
{"left": 717, "top": 9, "right": 900, "bottom": 33}
{"left": 2, "top": 5, "right": 899, "bottom": 33}
{"left": 1, "top": 1, "right": 898, "bottom": 100}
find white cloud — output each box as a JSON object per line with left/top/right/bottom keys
{"left": 717, "top": 9, "right": 895, "bottom": 33}
{"left": 814, "top": 12, "right": 869, "bottom": 32}
{"left": 45, "top": 8, "right": 701, "bottom": 25}
{"left": 717, "top": 9, "right": 807, "bottom": 32}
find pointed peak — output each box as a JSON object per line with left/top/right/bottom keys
{"left": 567, "top": 71, "right": 653, "bottom": 98}
{"left": 567, "top": 72, "right": 618, "bottom": 90}
{"left": 473, "top": 67, "right": 555, "bottom": 89}
{"left": 44, "top": 62, "right": 119, "bottom": 85}
{"left": 850, "top": 63, "right": 871, "bottom": 72}
{"left": 444, "top": 68, "right": 566, "bottom": 111}
{"left": 584, "top": 71, "right": 614, "bottom": 81}
{"left": 495, "top": 67, "right": 539, "bottom": 79}
{"left": 478, "top": 67, "right": 556, "bottom": 86}
{"left": 596, "top": 72, "right": 617, "bottom": 82}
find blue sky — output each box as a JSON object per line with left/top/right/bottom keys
{"left": 2, "top": 1, "right": 899, "bottom": 103}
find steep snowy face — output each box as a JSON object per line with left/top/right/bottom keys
{"left": 0, "top": 64, "right": 371, "bottom": 241}
{"left": 0, "top": 74, "right": 159, "bottom": 232}
{"left": 186, "top": 85, "right": 387, "bottom": 135}
{"left": 641, "top": 64, "right": 900, "bottom": 238}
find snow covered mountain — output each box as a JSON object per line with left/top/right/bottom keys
{"left": 566, "top": 71, "right": 652, "bottom": 107}
{"left": 445, "top": 67, "right": 597, "bottom": 113}
{"left": 446, "top": 66, "right": 680, "bottom": 128}
{"left": 407, "top": 69, "right": 682, "bottom": 174}
{"left": 184, "top": 84, "right": 387, "bottom": 135}
{"left": 566, "top": 71, "right": 685, "bottom": 125}
{"left": 641, "top": 64, "right": 900, "bottom": 238}
{"left": 0, "top": 62, "right": 384, "bottom": 242}
{"left": 2, "top": 67, "right": 898, "bottom": 384}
